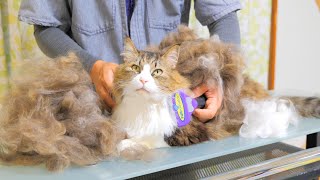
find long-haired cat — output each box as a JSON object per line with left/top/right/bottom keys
{"left": 112, "top": 26, "right": 320, "bottom": 157}
{"left": 112, "top": 38, "right": 208, "bottom": 159}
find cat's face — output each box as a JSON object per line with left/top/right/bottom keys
{"left": 113, "top": 38, "right": 190, "bottom": 103}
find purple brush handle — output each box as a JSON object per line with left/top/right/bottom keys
{"left": 172, "top": 90, "right": 198, "bottom": 127}
{"left": 196, "top": 95, "right": 207, "bottom": 109}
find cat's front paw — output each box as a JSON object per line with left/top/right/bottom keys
{"left": 117, "top": 139, "right": 148, "bottom": 160}
{"left": 117, "top": 139, "right": 137, "bottom": 152}
{"left": 165, "top": 121, "right": 209, "bottom": 146}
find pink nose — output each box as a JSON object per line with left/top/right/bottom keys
{"left": 140, "top": 78, "right": 148, "bottom": 84}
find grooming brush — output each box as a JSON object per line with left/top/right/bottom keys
{"left": 171, "top": 90, "right": 207, "bottom": 127}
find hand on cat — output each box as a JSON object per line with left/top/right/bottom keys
{"left": 192, "top": 84, "right": 222, "bottom": 122}
{"left": 90, "top": 60, "right": 118, "bottom": 109}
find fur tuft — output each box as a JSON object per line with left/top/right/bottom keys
{"left": 286, "top": 97, "right": 320, "bottom": 118}
{"left": 0, "top": 53, "right": 124, "bottom": 171}
{"left": 240, "top": 98, "right": 299, "bottom": 138}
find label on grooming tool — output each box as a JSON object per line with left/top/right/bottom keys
{"left": 172, "top": 90, "right": 198, "bottom": 127}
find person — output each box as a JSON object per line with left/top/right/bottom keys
{"left": 18, "top": 0, "right": 241, "bottom": 122}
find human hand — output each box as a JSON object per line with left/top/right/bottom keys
{"left": 192, "top": 83, "right": 223, "bottom": 122}
{"left": 90, "top": 60, "right": 118, "bottom": 109}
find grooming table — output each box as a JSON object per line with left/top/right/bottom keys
{"left": 1, "top": 118, "right": 320, "bottom": 180}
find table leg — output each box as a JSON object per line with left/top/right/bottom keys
{"left": 307, "top": 133, "right": 320, "bottom": 148}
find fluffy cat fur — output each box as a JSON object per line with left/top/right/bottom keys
{"left": 159, "top": 26, "right": 320, "bottom": 144}
{"left": 113, "top": 26, "right": 320, "bottom": 152}
{"left": 0, "top": 54, "right": 124, "bottom": 171}
{"left": 112, "top": 38, "right": 205, "bottom": 158}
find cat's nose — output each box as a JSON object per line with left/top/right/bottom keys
{"left": 140, "top": 78, "right": 148, "bottom": 84}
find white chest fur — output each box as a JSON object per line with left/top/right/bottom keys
{"left": 112, "top": 94, "right": 177, "bottom": 139}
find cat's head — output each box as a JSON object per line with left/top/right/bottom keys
{"left": 113, "top": 38, "right": 190, "bottom": 103}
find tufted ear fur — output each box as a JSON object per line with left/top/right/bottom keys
{"left": 161, "top": 45, "right": 180, "bottom": 68}
{"left": 122, "top": 37, "right": 139, "bottom": 62}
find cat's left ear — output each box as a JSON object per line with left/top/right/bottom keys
{"left": 161, "top": 45, "right": 180, "bottom": 68}
{"left": 121, "top": 37, "right": 139, "bottom": 62}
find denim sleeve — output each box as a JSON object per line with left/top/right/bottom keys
{"left": 194, "top": 0, "right": 241, "bottom": 26}
{"left": 18, "top": 0, "right": 71, "bottom": 31}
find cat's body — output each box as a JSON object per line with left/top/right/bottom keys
{"left": 112, "top": 43, "right": 194, "bottom": 156}
{"left": 113, "top": 88, "right": 175, "bottom": 150}
{"left": 111, "top": 29, "right": 250, "bottom": 153}
{"left": 113, "top": 26, "right": 320, "bottom": 155}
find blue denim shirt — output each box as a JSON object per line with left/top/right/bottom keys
{"left": 19, "top": 0, "right": 241, "bottom": 65}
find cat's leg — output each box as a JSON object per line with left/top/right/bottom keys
{"left": 117, "top": 139, "right": 140, "bottom": 152}
{"left": 117, "top": 139, "right": 149, "bottom": 160}
{"left": 138, "top": 135, "right": 170, "bottom": 149}
{"left": 165, "top": 120, "right": 209, "bottom": 146}
{"left": 117, "top": 136, "right": 169, "bottom": 161}
{"left": 117, "top": 135, "right": 169, "bottom": 153}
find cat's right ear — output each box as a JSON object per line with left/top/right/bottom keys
{"left": 161, "top": 45, "right": 180, "bottom": 69}
{"left": 121, "top": 37, "right": 139, "bottom": 62}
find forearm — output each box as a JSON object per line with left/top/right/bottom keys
{"left": 207, "top": 11, "right": 241, "bottom": 46}
{"left": 34, "top": 25, "right": 98, "bottom": 72}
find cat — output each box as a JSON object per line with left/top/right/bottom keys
{"left": 112, "top": 38, "right": 208, "bottom": 159}
{"left": 112, "top": 26, "right": 320, "bottom": 158}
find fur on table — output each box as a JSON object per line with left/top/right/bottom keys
{"left": 0, "top": 54, "right": 124, "bottom": 171}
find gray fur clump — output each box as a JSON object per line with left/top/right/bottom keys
{"left": 0, "top": 53, "right": 124, "bottom": 171}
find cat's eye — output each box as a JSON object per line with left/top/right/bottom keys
{"left": 151, "top": 69, "right": 163, "bottom": 77}
{"left": 131, "top": 65, "right": 140, "bottom": 73}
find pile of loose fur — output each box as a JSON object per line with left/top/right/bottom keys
{"left": 0, "top": 54, "right": 124, "bottom": 171}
